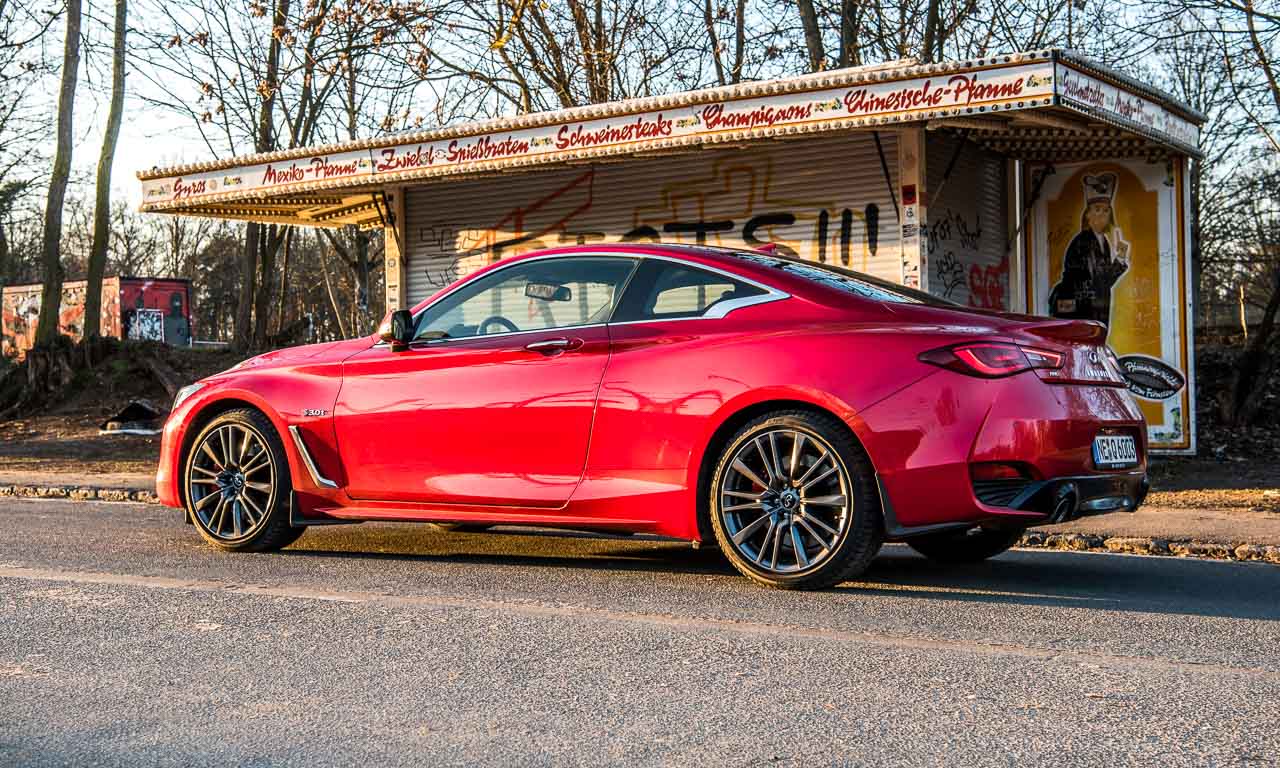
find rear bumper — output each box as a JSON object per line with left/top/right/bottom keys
{"left": 987, "top": 470, "right": 1149, "bottom": 525}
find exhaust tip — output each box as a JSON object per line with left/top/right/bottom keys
{"left": 1051, "top": 483, "right": 1079, "bottom": 523}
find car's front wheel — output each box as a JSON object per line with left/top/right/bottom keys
{"left": 708, "top": 410, "right": 882, "bottom": 590}
{"left": 907, "top": 527, "right": 1024, "bottom": 563}
{"left": 184, "top": 408, "right": 304, "bottom": 552}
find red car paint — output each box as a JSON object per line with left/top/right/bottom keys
{"left": 156, "top": 243, "right": 1147, "bottom": 540}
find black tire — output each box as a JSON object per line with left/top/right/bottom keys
{"left": 183, "top": 408, "right": 304, "bottom": 552}
{"left": 708, "top": 410, "right": 882, "bottom": 590}
{"left": 906, "top": 526, "right": 1024, "bottom": 563}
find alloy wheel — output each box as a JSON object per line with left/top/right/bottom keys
{"left": 717, "top": 428, "right": 852, "bottom": 574}
{"left": 187, "top": 423, "right": 277, "bottom": 541}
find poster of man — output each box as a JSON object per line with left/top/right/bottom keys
{"left": 1048, "top": 172, "right": 1130, "bottom": 330}
{"left": 1030, "top": 158, "right": 1194, "bottom": 452}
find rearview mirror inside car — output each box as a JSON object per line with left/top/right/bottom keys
{"left": 378, "top": 309, "right": 415, "bottom": 349}
{"left": 525, "top": 282, "right": 571, "bottom": 302}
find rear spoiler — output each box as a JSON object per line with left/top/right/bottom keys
{"left": 1016, "top": 318, "right": 1107, "bottom": 344}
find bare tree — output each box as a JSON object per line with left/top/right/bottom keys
{"left": 34, "top": 0, "right": 80, "bottom": 346}
{"left": 84, "top": 0, "right": 128, "bottom": 341}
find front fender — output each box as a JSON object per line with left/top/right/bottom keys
{"left": 155, "top": 368, "right": 345, "bottom": 509}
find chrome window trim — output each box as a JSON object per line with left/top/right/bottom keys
{"left": 608, "top": 291, "right": 787, "bottom": 326}
{"left": 288, "top": 425, "right": 339, "bottom": 489}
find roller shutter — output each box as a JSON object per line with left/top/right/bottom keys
{"left": 402, "top": 132, "right": 900, "bottom": 305}
{"left": 925, "top": 133, "right": 1010, "bottom": 309}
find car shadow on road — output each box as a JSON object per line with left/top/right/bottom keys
{"left": 281, "top": 525, "right": 1280, "bottom": 622}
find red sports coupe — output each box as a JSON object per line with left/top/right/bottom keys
{"left": 157, "top": 243, "right": 1147, "bottom": 589}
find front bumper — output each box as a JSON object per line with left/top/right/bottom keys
{"left": 977, "top": 470, "right": 1149, "bottom": 525}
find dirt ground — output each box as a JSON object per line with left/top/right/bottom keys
{"left": 0, "top": 343, "right": 242, "bottom": 475}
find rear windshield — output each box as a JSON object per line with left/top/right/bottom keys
{"left": 717, "top": 248, "right": 957, "bottom": 307}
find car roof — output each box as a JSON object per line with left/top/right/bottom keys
{"left": 409, "top": 242, "right": 954, "bottom": 315}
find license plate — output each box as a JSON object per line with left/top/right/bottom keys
{"left": 1092, "top": 434, "right": 1138, "bottom": 470}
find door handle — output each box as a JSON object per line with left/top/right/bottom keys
{"left": 525, "top": 337, "right": 584, "bottom": 353}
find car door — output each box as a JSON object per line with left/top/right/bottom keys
{"left": 333, "top": 255, "right": 638, "bottom": 507}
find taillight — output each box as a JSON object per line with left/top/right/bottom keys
{"left": 919, "top": 342, "right": 1064, "bottom": 378}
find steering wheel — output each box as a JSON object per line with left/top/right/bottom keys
{"left": 477, "top": 315, "right": 520, "bottom": 335}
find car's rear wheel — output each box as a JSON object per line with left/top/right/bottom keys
{"left": 184, "top": 408, "right": 304, "bottom": 552}
{"left": 907, "top": 526, "right": 1024, "bottom": 563}
{"left": 708, "top": 410, "right": 882, "bottom": 590}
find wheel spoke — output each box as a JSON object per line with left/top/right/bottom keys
{"left": 802, "top": 494, "right": 847, "bottom": 508}
{"left": 754, "top": 518, "right": 776, "bottom": 564}
{"left": 754, "top": 438, "right": 777, "bottom": 486}
{"left": 769, "top": 520, "right": 783, "bottom": 570}
{"left": 789, "top": 433, "right": 805, "bottom": 482}
{"left": 794, "top": 449, "right": 830, "bottom": 487}
{"left": 722, "top": 489, "right": 764, "bottom": 501}
{"left": 232, "top": 501, "right": 244, "bottom": 537}
{"left": 722, "top": 501, "right": 764, "bottom": 513}
{"left": 241, "top": 456, "right": 271, "bottom": 477}
{"left": 245, "top": 481, "right": 272, "bottom": 494}
{"left": 791, "top": 523, "right": 810, "bottom": 568}
{"left": 800, "top": 512, "right": 839, "bottom": 538}
{"left": 240, "top": 493, "right": 265, "bottom": 524}
{"left": 731, "top": 459, "right": 769, "bottom": 491}
{"left": 219, "top": 428, "right": 234, "bottom": 468}
{"left": 766, "top": 432, "right": 786, "bottom": 486}
{"left": 210, "top": 497, "right": 228, "bottom": 534}
{"left": 238, "top": 428, "right": 252, "bottom": 464}
{"left": 194, "top": 491, "right": 220, "bottom": 510}
{"left": 796, "top": 517, "right": 833, "bottom": 551}
{"left": 801, "top": 464, "right": 838, "bottom": 492}
{"left": 200, "top": 441, "right": 223, "bottom": 469}
{"left": 732, "top": 512, "right": 772, "bottom": 545}
{"left": 190, "top": 478, "right": 218, "bottom": 485}
{"left": 192, "top": 465, "right": 219, "bottom": 478}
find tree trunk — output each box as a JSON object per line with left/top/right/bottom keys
{"left": 795, "top": 0, "right": 825, "bottom": 72}
{"left": 921, "top": 0, "right": 941, "bottom": 64}
{"left": 234, "top": 222, "right": 259, "bottom": 351}
{"left": 84, "top": 0, "right": 128, "bottom": 342}
{"left": 234, "top": 0, "right": 288, "bottom": 353}
{"left": 838, "top": 0, "right": 859, "bottom": 67}
{"left": 276, "top": 227, "right": 293, "bottom": 334}
{"left": 253, "top": 225, "right": 284, "bottom": 348}
{"left": 35, "top": 0, "right": 82, "bottom": 346}
{"left": 1227, "top": 268, "right": 1280, "bottom": 425}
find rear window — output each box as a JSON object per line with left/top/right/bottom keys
{"left": 612, "top": 260, "right": 767, "bottom": 321}
{"left": 720, "top": 249, "right": 957, "bottom": 307}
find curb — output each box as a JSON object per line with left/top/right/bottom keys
{"left": 1016, "top": 531, "right": 1280, "bottom": 565}
{"left": 0, "top": 484, "right": 159, "bottom": 504}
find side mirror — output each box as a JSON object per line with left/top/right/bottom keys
{"left": 378, "top": 309, "right": 414, "bottom": 349}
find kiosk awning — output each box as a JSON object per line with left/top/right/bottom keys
{"left": 136, "top": 49, "right": 1204, "bottom": 230}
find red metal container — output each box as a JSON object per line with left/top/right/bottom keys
{"left": 1, "top": 276, "right": 192, "bottom": 360}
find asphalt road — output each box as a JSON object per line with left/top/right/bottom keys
{"left": 2, "top": 498, "right": 1278, "bottom": 767}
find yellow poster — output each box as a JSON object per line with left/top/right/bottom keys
{"left": 1029, "top": 158, "right": 1193, "bottom": 452}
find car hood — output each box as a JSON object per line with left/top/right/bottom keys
{"left": 215, "top": 336, "right": 374, "bottom": 376}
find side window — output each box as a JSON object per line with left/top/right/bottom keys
{"left": 413, "top": 256, "right": 636, "bottom": 341}
{"left": 612, "top": 260, "right": 767, "bottom": 322}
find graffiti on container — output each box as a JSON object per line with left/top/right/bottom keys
{"left": 415, "top": 154, "right": 892, "bottom": 291}
{"left": 127, "top": 308, "right": 165, "bottom": 341}
{"left": 925, "top": 207, "right": 1007, "bottom": 309}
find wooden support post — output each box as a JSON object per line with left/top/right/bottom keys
{"left": 383, "top": 188, "right": 407, "bottom": 314}
{"left": 897, "top": 127, "right": 928, "bottom": 291}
